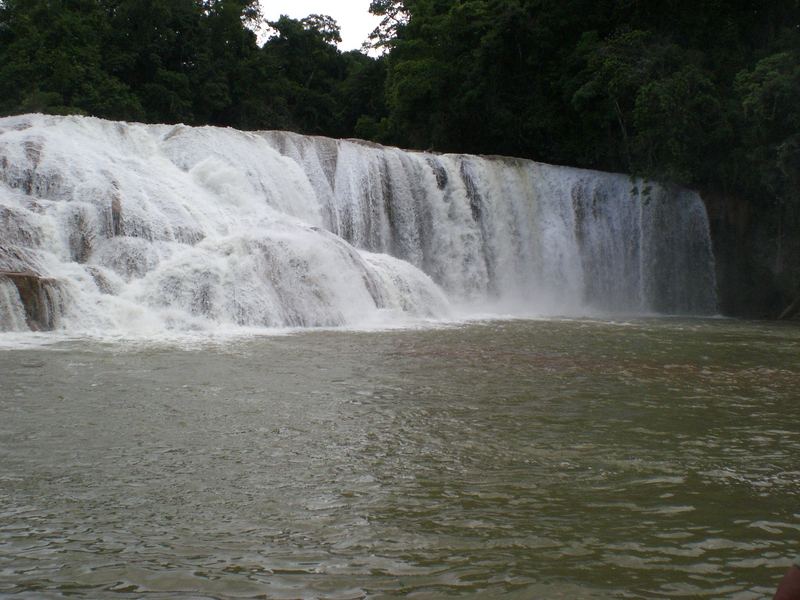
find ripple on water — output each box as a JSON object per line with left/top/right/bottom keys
{"left": 0, "top": 319, "right": 798, "bottom": 598}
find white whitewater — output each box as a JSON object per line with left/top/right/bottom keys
{"left": 0, "top": 114, "right": 716, "bottom": 335}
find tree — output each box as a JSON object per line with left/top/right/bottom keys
{"left": 633, "top": 64, "right": 731, "bottom": 182}
{"left": 301, "top": 14, "right": 341, "bottom": 44}
{"left": 735, "top": 48, "right": 800, "bottom": 293}
{"left": 367, "top": 0, "right": 409, "bottom": 50}
{"left": 262, "top": 14, "right": 357, "bottom": 136}
{"left": 0, "top": 0, "right": 141, "bottom": 118}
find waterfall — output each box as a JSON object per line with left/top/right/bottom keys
{"left": 0, "top": 114, "right": 717, "bottom": 334}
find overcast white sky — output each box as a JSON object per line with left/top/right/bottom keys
{"left": 259, "top": 1, "right": 382, "bottom": 51}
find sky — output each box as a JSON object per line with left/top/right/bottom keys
{"left": 259, "top": 1, "right": 382, "bottom": 51}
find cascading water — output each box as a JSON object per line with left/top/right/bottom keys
{"left": 0, "top": 114, "right": 717, "bottom": 334}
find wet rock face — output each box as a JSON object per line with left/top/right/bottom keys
{"left": 0, "top": 246, "right": 41, "bottom": 274}
{"left": 0, "top": 271, "right": 59, "bottom": 331}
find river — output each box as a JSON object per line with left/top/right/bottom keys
{"left": 1, "top": 318, "right": 798, "bottom": 598}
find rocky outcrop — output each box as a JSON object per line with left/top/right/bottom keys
{"left": 0, "top": 270, "right": 60, "bottom": 331}
{"left": 703, "top": 190, "right": 799, "bottom": 318}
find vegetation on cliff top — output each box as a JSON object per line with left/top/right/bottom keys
{"left": 0, "top": 0, "right": 798, "bottom": 315}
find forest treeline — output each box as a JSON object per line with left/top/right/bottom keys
{"left": 0, "top": 0, "right": 798, "bottom": 315}
{"left": 0, "top": 0, "right": 386, "bottom": 138}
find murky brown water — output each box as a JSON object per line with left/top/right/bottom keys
{"left": 1, "top": 318, "right": 798, "bottom": 598}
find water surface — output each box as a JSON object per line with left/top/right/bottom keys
{"left": 1, "top": 318, "right": 798, "bottom": 598}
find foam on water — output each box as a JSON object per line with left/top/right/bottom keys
{"left": 0, "top": 114, "right": 717, "bottom": 338}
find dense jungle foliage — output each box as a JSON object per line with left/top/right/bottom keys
{"left": 0, "top": 0, "right": 798, "bottom": 315}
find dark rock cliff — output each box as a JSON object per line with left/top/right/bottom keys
{"left": 704, "top": 191, "right": 800, "bottom": 319}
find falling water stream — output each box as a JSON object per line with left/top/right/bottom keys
{"left": 0, "top": 115, "right": 715, "bottom": 333}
